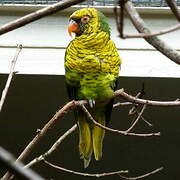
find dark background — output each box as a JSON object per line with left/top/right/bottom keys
{"left": 0, "top": 74, "right": 180, "bottom": 180}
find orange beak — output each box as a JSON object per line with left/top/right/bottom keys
{"left": 68, "top": 20, "right": 80, "bottom": 36}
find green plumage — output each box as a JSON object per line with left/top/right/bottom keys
{"left": 65, "top": 8, "right": 121, "bottom": 167}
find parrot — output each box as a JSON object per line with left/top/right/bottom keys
{"left": 64, "top": 8, "right": 122, "bottom": 168}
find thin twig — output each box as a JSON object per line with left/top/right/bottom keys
{"left": 25, "top": 124, "right": 77, "bottom": 168}
{"left": 121, "top": 23, "right": 180, "bottom": 38}
{"left": 113, "top": 102, "right": 133, "bottom": 108}
{"left": 129, "top": 83, "right": 145, "bottom": 115}
{"left": 80, "top": 103, "right": 160, "bottom": 137}
{"left": 136, "top": 111, "right": 153, "bottom": 127}
{"left": 119, "top": 167, "right": 163, "bottom": 180}
{"left": 0, "top": 44, "right": 22, "bottom": 112}
{"left": 126, "top": 104, "right": 147, "bottom": 133}
{"left": 43, "top": 159, "right": 128, "bottom": 177}
{"left": 0, "top": 0, "right": 85, "bottom": 36}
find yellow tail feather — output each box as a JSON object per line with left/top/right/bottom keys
{"left": 78, "top": 111, "right": 106, "bottom": 167}
{"left": 78, "top": 118, "right": 92, "bottom": 168}
{"left": 92, "top": 114, "right": 105, "bottom": 161}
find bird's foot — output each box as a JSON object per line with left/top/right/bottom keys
{"left": 88, "top": 99, "right": 95, "bottom": 108}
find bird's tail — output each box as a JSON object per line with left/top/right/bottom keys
{"left": 77, "top": 109, "right": 105, "bottom": 168}
{"left": 78, "top": 112, "right": 93, "bottom": 168}
{"left": 92, "top": 111, "right": 105, "bottom": 161}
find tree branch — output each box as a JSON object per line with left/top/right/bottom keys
{"left": 113, "top": 102, "right": 134, "bottom": 107}
{"left": 136, "top": 111, "right": 153, "bottom": 127}
{"left": 119, "top": 167, "right": 163, "bottom": 180}
{"left": 2, "top": 100, "right": 86, "bottom": 180}
{"left": 121, "top": 23, "right": 180, "bottom": 38}
{"left": 126, "top": 104, "right": 147, "bottom": 133}
{"left": 115, "top": 89, "right": 180, "bottom": 106}
{"left": 124, "top": 1, "right": 180, "bottom": 65}
{"left": 2, "top": 88, "right": 179, "bottom": 179}
{"left": 80, "top": 103, "right": 160, "bottom": 137}
{"left": 0, "top": 44, "right": 22, "bottom": 112}
{"left": 25, "top": 124, "right": 77, "bottom": 169}
{"left": 43, "top": 159, "right": 128, "bottom": 178}
{"left": 128, "top": 84, "right": 145, "bottom": 115}
{"left": 0, "top": 0, "right": 85, "bottom": 36}
{"left": 0, "top": 147, "right": 43, "bottom": 180}
{"left": 165, "top": 0, "right": 180, "bottom": 22}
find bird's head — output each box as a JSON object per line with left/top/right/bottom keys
{"left": 68, "top": 8, "right": 110, "bottom": 37}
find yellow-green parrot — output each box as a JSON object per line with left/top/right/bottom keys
{"left": 64, "top": 8, "right": 121, "bottom": 168}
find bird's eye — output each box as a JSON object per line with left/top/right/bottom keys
{"left": 81, "top": 16, "right": 90, "bottom": 23}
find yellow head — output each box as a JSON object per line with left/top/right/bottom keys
{"left": 68, "top": 8, "right": 110, "bottom": 36}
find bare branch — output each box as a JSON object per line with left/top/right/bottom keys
{"left": 126, "top": 104, "right": 147, "bottom": 133}
{"left": 129, "top": 84, "right": 145, "bottom": 115}
{"left": 16, "top": 101, "right": 81, "bottom": 162}
{"left": 136, "top": 111, "right": 153, "bottom": 127}
{"left": 0, "top": 147, "right": 43, "bottom": 180}
{"left": 122, "top": 23, "right": 180, "bottom": 38}
{"left": 115, "top": 1, "right": 180, "bottom": 38}
{"left": 0, "top": 0, "right": 85, "bottom": 36}
{"left": 119, "top": 0, "right": 125, "bottom": 38}
{"left": 0, "top": 44, "right": 22, "bottom": 112}
{"left": 3, "top": 88, "right": 179, "bottom": 179}
{"left": 113, "top": 102, "right": 134, "bottom": 107}
{"left": 124, "top": 1, "right": 180, "bottom": 65}
{"left": 43, "top": 159, "right": 128, "bottom": 178}
{"left": 114, "top": 7, "right": 121, "bottom": 35}
{"left": 2, "top": 100, "right": 85, "bottom": 180}
{"left": 80, "top": 103, "right": 160, "bottom": 137}
{"left": 25, "top": 124, "right": 77, "bottom": 169}
{"left": 119, "top": 167, "right": 163, "bottom": 180}
{"left": 166, "top": 0, "right": 180, "bottom": 22}
{"left": 115, "top": 89, "right": 180, "bottom": 106}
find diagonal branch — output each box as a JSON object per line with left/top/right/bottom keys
{"left": 128, "top": 84, "right": 145, "bottom": 115}
{"left": 0, "top": 0, "right": 85, "bottom": 36}
{"left": 166, "top": 0, "right": 180, "bottom": 22}
{"left": 0, "top": 44, "right": 22, "bottom": 112}
{"left": 136, "top": 111, "right": 153, "bottom": 127}
{"left": 126, "top": 104, "right": 147, "bottom": 133}
{"left": 0, "top": 147, "right": 43, "bottom": 180}
{"left": 124, "top": 1, "right": 180, "bottom": 65}
{"left": 25, "top": 124, "right": 77, "bottom": 169}
{"left": 2, "top": 100, "right": 86, "bottom": 180}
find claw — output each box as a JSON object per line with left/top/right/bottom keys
{"left": 88, "top": 100, "right": 95, "bottom": 108}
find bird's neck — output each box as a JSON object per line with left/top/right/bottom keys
{"left": 75, "top": 32, "right": 110, "bottom": 49}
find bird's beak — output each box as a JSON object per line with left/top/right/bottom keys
{"left": 68, "top": 19, "right": 80, "bottom": 36}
